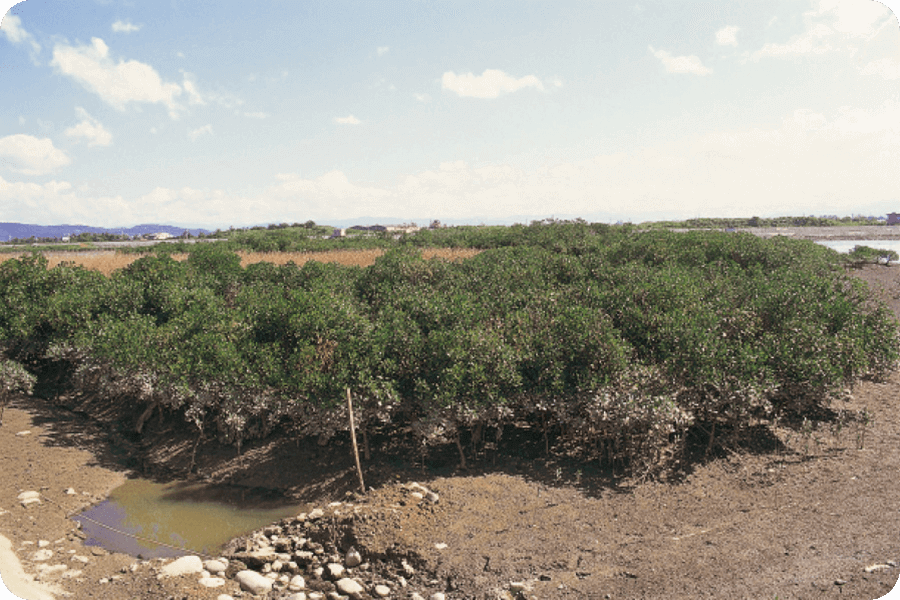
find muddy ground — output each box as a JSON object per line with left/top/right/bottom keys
{"left": 2, "top": 265, "right": 900, "bottom": 599}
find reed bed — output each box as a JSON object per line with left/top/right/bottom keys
{"left": 0, "top": 247, "right": 482, "bottom": 275}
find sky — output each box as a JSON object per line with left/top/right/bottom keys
{"left": 0, "top": 0, "right": 899, "bottom": 229}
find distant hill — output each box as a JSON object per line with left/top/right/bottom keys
{"left": 0, "top": 223, "right": 210, "bottom": 241}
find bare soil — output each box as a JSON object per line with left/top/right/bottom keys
{"left": 2, "top": 265, "right": 900, "bottom": 599}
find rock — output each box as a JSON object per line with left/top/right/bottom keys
{"left": 327, "top": 562, "right": 345, "bottom": 579}
{"left": 32, "top": 549, "right": 53, "bottom": 561}
{"left": 230, "top": 548, "right": 277, "bottom": 569}
{"left": 35, "top": 564, "right": 68, "bottom": 581}
{"left": 401, "top": 559, "right": 416, "bottom": 577}
{"left": 285, "top": 594, "right": 307, "bottom": 600}
{"left": 61, "top": 569, "right": 82, "bottom": 579}
{"left": 64, "top": 487, "right": 76, "bottom": 495}
{"left": 272, "top": 559, "right": 284, "bottom": 572}
{"left": 16, "top": 430, "right": 31, "bottom": 436}
{"left": 430, "top": 593, "right": 446, "bottom": 600}
{"left": 224, "top": 559, "right": 247, "bottom": 578}
{"left": 865, "top": 564, "right": 891, "bottom": 573}
{"left": 425, "top": 491, "right": 439, "bottom": 504}
{"left": 199, "top": 576, "right": 226, "bottom": 588}
{"left": 374, "top": 584, "right": 391, "bottom": 597}
{"left": 410, "top": 594, "right": 426, "bottom": 600}
{"left": 289, "top": 574, "right": 307, "bottom": 591}
{"left": 203, "top": 559, "right": 228, "bottom": 574}
{"left": 308, "top": 508, "right": 325, "bottom": 520}
{"left": 345, "top": 547, "right": 362, "bottom": 568}
{"left": 90, "top": 546, "right": 108, "bottom": 556}
{"left": 335, "top": 577, "right": 365, "bottom": 598}
{"left": 161, "top": 555, "right": 204, "bottom": 577}
{"left": 434, "top": 543, "right": 448, "bottom": 550}
{"left": 410, "top": 492, "right": 424, "bottom": 501}
{"left": 38, "top": 540, "right": 50, "bottom": 548}
{"left": 71, "top": 555, "right": 89, "bottom": 563}
{"left": 509, "top": 581, "right": 531, "bottom": 592}
{"left": 17, "top": 491, "right": 41, "bottom": 507}
{"left": 216, "top": 595, "right": 235, "bottom": 600}
{"left": 307, "top": 593, "right": 326, "bottom": 600}
{"left": 235, "top": 569, "right": 274, "bottom": 595}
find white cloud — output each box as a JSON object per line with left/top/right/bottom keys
{"left": 335, "top": 115, "right": 361, "bottom": 125}
{"left": 716, "top": 25, "right": 740, "bottom": 46}
{"left": 414, "top": 93, "right": 431, "bottom": 103}
{"left": 0, "top": 134, "right": 71, "bottom": 175}
{"left": 441, "top": 69, "right": 545, "bottom": 98}
{"left": 0, "top": 14, "right": 41, "bottom": 59}
{"left": 377, "top": 46, "right": 389, "bottom": 56}
{"left": 111, "top": 20, "right": 141, "bottom": 33}
{"left": 862, "top": 57, "right": 900, "bottom": 79}
{"left": 180, "top": 72, "right": 205, "bottom": 106}
{"left": 189, "top": 125, "right": 213, "bottom": 140}
{"left": 243, "top": 111, "right": 269, "bottom": 119}
{"left": 752, "top": 0, "right": 894, "bottom": 60}
{"left": 649, "top": 46, "right": 713, "bottom": 75}
{"left": 64, "top": 107, "right": 112, "bottom": 147}
{"left": 51, "top": 38, "right": 184, "bottom": 118}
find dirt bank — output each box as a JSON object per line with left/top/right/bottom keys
{"left": 2, "top": 265, "right": 900, "bottom": 599}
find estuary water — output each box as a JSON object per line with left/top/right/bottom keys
{"left": 816, "top": 239, "right": 900, "bottom": 254}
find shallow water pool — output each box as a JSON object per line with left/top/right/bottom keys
{"left": 72, "top": 478, "right": 307, "bottom": 558}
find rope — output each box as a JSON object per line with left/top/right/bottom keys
{"left": 39, "top": 492, "right": 216, "bottom": 559}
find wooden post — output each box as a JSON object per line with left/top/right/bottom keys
{"left": 347, "top": 388, "right": 366, "bottom": 494}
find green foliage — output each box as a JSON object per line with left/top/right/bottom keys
{"left": 0, "top": 223, "right": 895, "bottom": 472}
{"left": 846, "top": 245, "right": 899, "bottom": 266}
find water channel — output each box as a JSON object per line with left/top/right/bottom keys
{"left": 72, "top": 478, "right": 307, "bottom": 558}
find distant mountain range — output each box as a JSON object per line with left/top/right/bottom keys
{"left": 0, "top": 223, "right": 210, "bottom": 241}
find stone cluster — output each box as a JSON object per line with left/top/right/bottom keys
{"left": 154, "top": 482, "right": 446, "bottom": 600}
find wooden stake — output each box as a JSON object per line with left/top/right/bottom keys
{"left": 347, "top": 388, "right": 366, "bottom": 494}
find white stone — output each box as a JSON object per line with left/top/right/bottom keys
{"left": 64, "top": 487, "right": 76, "bottom": 495}
{"left": 38, "top": 540, "right": 50, "bottom": 548}
{"left": 161, "top": 555, "right": 204, "bottom": 577}
{"left": 72, "top": 555, "right": 89, "bottom": 563}
{"left": 307, "top": 508, "right": 325, "bottom": 520}
{"left": 204, "top": 559, "right": 227, "bottom": 574}
{"left": 34, "top": 564, "right": 67, "bottom": 581}
{"left": 289, "top": 574, "right": 307, "bottom": 591}
{"left": 410, "top": 492, "right": 424, "bottom": 501}
{"left": 335, "top": 577, "right": 365, "bottom": 597}
{"left": 327, "top": 562, "right": 345, "bottom": 579}
{"left": 61, "top": 569, "right": 82, "bottom": 579}
{"left": 16, "top": 430, "right": 31, "bottom": 436}
{"left": 410, "top": 594, "right": 425, "bottom": 600}
{"left": 285, "top": 594, "right": 307, "bottom": 600}
{"left": 216, "top": 595, "right": 235, "bottom": 600}
{"left": 235, "top": 570, "right": 274, "bottom": 594}
{"left": 32, "top": 549, "right": 53, "bottom": 561}
{"left": 509, "top": 581, "right": 530, "bottom": 592}
{"left": 430, "top": 593, "right": 446, "bottom": 600}
{"left": 18, "top": 491, "right": 41, "bottom": 507}
{"left": 198, "top": 576, "right": 226, "bottom": 588}
{"left": 434, "top": 543, "right": 448, "bottom": 550}
{"left": 345, "top": 548, "right": 362, "bottom": 568}
{"left": 374, "top": 584, "right": 391, "bottom": 597}
{"left": 425, "top": 491, "right": 439, "bottom": 504}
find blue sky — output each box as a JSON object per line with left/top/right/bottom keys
{"left": 0, "top": 0, "right": 898, "bottom": 228}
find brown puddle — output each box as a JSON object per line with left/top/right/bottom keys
{"left": 72, "top": 478, "right": 307, "bottom": 558}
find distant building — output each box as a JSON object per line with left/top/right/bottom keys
{"left": 151, "top": 232, "right": 174, "bottom": 240}
{"left": 888, "top": 213, "right": 900, "bottom": 225}
{"left": 330, "top": 228, "right": 346, "bottom": 238}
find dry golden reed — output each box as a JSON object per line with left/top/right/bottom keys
{"left": 0, "top": 248, "right": 482, "bottom": 275}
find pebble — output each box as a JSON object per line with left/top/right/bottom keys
{"left": 15, "top": 430, "right": 31, "bottom": 436}
{"left": 373, "top": 584, "right": 391, "bottom": 597}
{"left": 72, "top": 555, "right": 89, "bottom": 563}
{"left": 345, "top": 547, "right": 362, "bottom": 568}
{"left": 285, "top": 594, "right": 307, "bottom": 600}
{"left": 17, "top": 491, "right": 41, "bottom": 507}
{"left": 161, "top": 555, "right": 204, "bottom": 577}
{"left": 235, "top": 569, "right": 274, "bottom": 594}
{"left": 327, "top": 562, "right": 345, "bottom": 579}
{"left": 865, "top": 564, "right": 891, "bottom": 573}
{"left": 335, "top": 578, "right": 365, "bottom": 597}
{"left": 289, "top": 574, "right": 307, "bottom": 591}
{"left": 204, "top": 559, "right": 228, "bottom": 574}
{"left": 430, "top": 593, "right": 445, "bottom": 600}
{"left": 199, "top": 576, "right": 226, "bottom": 588}
{"left": 64, "top": 487, "right": 76, "bottom": 495}
{"left": 410, "top": 594, "right": 425, "bottom": 600}
{"left": 38, "top": 540, "right": 50, "bottom": 548}
{"left": 308, "top": 508, "right": 325, "bottom": 520}
{"left": 434, "top": 543, "right": 448, "bottom": 550}
{"left": 217, "top": 595, "right": 235, "bottom": 600}
{"left": 32, "top": 549, "right": 54, "bottom": 561}
{"left": 35, "top": 564, "right": 68, "bottom": 581}
{"left": 90, "top": 546, "right": 108, "bottom": 556}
